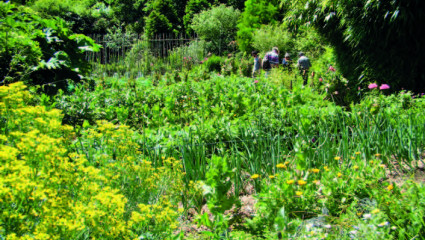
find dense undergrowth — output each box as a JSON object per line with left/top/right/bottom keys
{"left": 2, "top": 70, "right": 425, "bottom": 239}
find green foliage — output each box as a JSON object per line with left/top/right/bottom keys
{"left": 251, "top": 24, "right": 294, "bottom": 55}
{"left": 224, "top": 0, "right": 245, "bottom": 10}
{"left": 111, "top": 0, "right": 147, "bottom": 33}
{"left": 196, "top": 155, "right": 240, "bottom": 238}
{"left": 183, "top": 0, "right": 211, "bottom": 35}
{"left": 144, "top": 0, "right": 180, "bottom": 38}
{"left": 191, "top": 4, "right": 240, "bottom": 54}
{"left": 205, "top": 156, "right": 240, "bottom": 214}
{"left": 236, "top": 0, "right": 283, "bottom": 52}
{"left": 0, "top": 3, "right": 41, "bottom": 84}
{"left": 203, "top": 55, "right": 223, "bottom": 73}
{"left": 13, "top": 66, "right": 425, "bottom": 238}
{"left": 284, "top": 0, "right": 425, "bottom": 91}
{"left": 31, "top": 0, "right": 116, "bottom": 34}
{"left": 167, "top": 40, "right": 207, "bottom": 70}
{"left": 0, "top": 2, "right": 100, "bottom": 92}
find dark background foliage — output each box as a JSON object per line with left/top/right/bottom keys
{"left": 284, "top": 0, "right": 425, "bottom": 91}
{"left": 3, "top": 0, "right": 425, "bottom": 93}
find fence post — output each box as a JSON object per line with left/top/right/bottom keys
{"left": 103, "top": 35, "right": 106, "bottom": 65}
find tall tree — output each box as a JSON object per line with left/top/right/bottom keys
{"left": 144, "top": 0, "right": 179, "bottom": 38}
{"left": 183, "top": 0, "right": 211, "bottom": 35}
{"left": 112, "top": 0, "right": 148, "bottom": 32}
{"left": 236, "top": 0, "right": 284, "bottom": 52}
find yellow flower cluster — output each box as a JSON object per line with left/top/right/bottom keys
{"left": 0, "top": 83, "right": 185, "bottom": 239}
{"left": 129, "top": 196, "right": 180, "bottom": 232}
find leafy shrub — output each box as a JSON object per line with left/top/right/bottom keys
{"left": 236, "top": 0, "right": 283, "bottom": 52}
{"left": 203, "top": 55, "right": 223, "bottom": 73}
{"left": 124, "top": 39, "right": 154, "bottom": 74}
{"left": 183, "top": 0, "right": 211, "bottom": 34}
{"left": 31, "top": 0, "right": 115, "bottom": 34}
{"left": 251, "top": 24, "right": 295, "bottom": 55}
{"left": 0, "top": 2, "right": 100, "bottom": 93}
{"left": 191, "top": 4, "right": 240, "bottom": 54}
{"left": 166, "top": 39, "right": 207, "bottom": 70}
{"left": 233, "top": 51, "right": 253, "bottom": 77}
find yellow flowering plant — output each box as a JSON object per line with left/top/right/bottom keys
{"left": 0, "top": 83, "right": 186, "bottom": 239}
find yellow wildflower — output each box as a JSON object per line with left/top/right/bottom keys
{"left": 269, "top": 175, "right": 275, "bottom": 179}
{"left": 355, "top": 152, "right": 361, "bottom": 155}
{"left": 276, "top": 163, "right": 287, "bottom": 169}
{"left": 286, "top": 180, "right": 295, "bottom": 185}
{"left": 387, "top": 184, "right": 394, "bottom": 191}
{"left": 337, "top": 172, "right": 342, "bottom": 178}
{"left": 353, "top": 165, "right": 359, "bottom": 170}
{"left": 312, "top": 168, "right": 320, "bottom": 173}
{"left": 371, "top": 209, "right": 380, "bottom": 214}
{"left": 297, "top": 180, "right": 307, "bottom": 186}
{"left": 295, "top": 191, "right": 303, "bottom": 196}
{"left": 334, "top": 156, "right": 341, "bottom": 160}
{"left": 251, "top": 174, "right": 260, "bottom": 180}
{"left": 375, "top": 153, "right": 382, "bottom": 157}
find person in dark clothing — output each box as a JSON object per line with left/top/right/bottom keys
{"left": 282, "top": 52, "right": 293, "bottom": 72}
{"left": 297, "top": 52, "right": 311, "bottom": 86}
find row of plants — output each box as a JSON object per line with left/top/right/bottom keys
{"left": 54, "top": 69, "right": 425, "bottom": 152}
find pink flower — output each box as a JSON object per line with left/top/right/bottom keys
{"left": 184, "top": 57, "right": 187, "bottom": 60}
{"left": 329, "top": 66, "right": 336, "bottom": 72}
{"left": 379, "top": 84, "right": 390, "bottom": 90}
{"left": 368, "top": 83, "right": 378, "bottom": 89}
{"left": 358, "top": 87, "right": 361, "bottom": 90}
{"left": 254, "top": 80, "right": 259, "bottom": 84}
{"left": 319, "top": 78, "right": 323, "bottom": 82}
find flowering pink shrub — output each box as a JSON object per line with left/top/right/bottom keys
{"left": 380, "top": 84, "right": 390, "bottom": 90}
{"left": 368, "top": 83, "right": 378, "bottom": 89}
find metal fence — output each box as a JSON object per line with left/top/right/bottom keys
{"left": 86, "top": 33, "right": 205, "bottom": 76}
